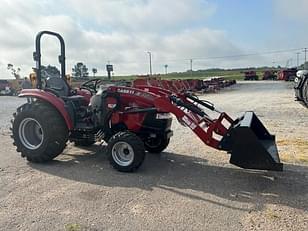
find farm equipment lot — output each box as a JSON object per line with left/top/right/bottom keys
{"left": 0, "top": 81, "right": 307, "bottom": 230}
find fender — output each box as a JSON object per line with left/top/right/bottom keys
{"left": 18, "top": 89, "right": 74, "bottom": 130}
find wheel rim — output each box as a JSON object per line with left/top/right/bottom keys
{"left": 18, "top": 118, "right": 44, "bottom": 150}
{"left": 112, "top": 142, "right": 134, "bottom": 167}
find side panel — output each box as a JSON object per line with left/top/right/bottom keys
{"left": 115, "top": 113, "right": 147, "bottom": 131}
{"left": 108, "top": 86, "right": 159, "bottom": 107}
{"left": 18, "top": 89, "right": 74, "bottom": 130}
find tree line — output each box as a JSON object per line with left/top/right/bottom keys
{"left": 6, "top": 62, "right": 98, "bottom": 79}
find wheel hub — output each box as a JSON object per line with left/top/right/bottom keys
{"left": 18, "top": 118, "right": 44, "bottom": 150}
{"left": 123, "top": 148, "right": 130, "bottom": 155}
{"left": 112, "top": 142, "right": 134, "bottom": 166}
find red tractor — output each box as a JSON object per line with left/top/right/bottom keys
{"left": 263, "top": 70, "right": 277, "bottom": 80}
{"left": 11, "top": 31, "right": 283, "bottom": 172}
{"left": 0, "top": 80, "right": 13, "bottom": 96}
{"left": 277, "top": 68, "right": 297, "bottom": 81}
{"left": 244, "top": 71, "right": 258, "bottom": 80}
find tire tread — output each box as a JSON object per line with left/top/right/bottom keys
{"left": 107, "top": 132, "right": 145, "bottom": 172}
{"left": 11, "top": 101, "right": 68, "bottom": 162}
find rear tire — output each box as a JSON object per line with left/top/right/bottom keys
{"left": 11, "top": 101, "right": 68, "bottom": 162}
{"left": 144, "top": 137, "right": 170, "bottom": 153}
{"left": 107, "top": 132, "right": 145, "bottom": 172}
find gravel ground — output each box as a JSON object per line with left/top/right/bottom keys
{"left": 0, "top": 81, "right": 307, "bottom": 231}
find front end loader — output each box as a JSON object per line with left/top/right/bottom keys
{"left": 133, "top": 85, "right": 282, "bottom": 171}
{"left": 11, "top": 31, "right": 283, "bottom": 172}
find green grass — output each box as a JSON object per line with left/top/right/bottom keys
{"left": 73, "top": 67, "right": 275, "bottom": 83}
{"left": 65, "top": 224, "right": 81, "bottom": 231}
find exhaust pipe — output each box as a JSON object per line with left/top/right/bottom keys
{"left": 220, "top": 111, "right": 283, "bottom": 171}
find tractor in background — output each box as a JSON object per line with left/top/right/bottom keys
{"left": 262, "top": 70, "right": 277, "bottom": 80}
{"left": 29, "top": 70, "right": 72, "bottom": 89}
{"left": 0, "top": 80, "right": 13, "bottom": 95}
{"left": 277, "top": 68, "right": 297, "bottom": 81}
{"left": 244, "top": 71, "right": 258, "bottom": 80}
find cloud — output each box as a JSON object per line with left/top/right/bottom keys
{"left": 0, "top": 0, "right": 271, "bottom": 79}
{"left": 269, "top": 0, "right": 308, "bottom": 56}
{"left": 66, "top": 0, "right": 216, "bottom": 33}
{"left": 273, "top": 0, "right": 308, "bottom": 22}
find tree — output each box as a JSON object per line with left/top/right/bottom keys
{"left": 164, "top": 64, "right": 168, "bottom": 74}
{"left": 7, "top": 64, "right": 21, "bottom": 79}
{"left": 72, "top": 62, "right": 89, "bottom": 79}
{"left": 92, "top": 68, "right": 98, "bottom": 77}
{"left": 41, "top": 65, "right": 60, "bottom": 79}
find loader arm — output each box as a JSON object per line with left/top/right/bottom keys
{"left": 153, "top": 96, "right": 234, "bottom": 149}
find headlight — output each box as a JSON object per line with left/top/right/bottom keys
{"left": 156, "top": 113, "right": 173, "bottom": 119}
{"left": 294, "top": 77, "right": 299, "bottom": 83}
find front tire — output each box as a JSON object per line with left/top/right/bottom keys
{"left": 144, "top": 137, "right": 170, "bottom": 153}
{"left": 107, "top": 132, "right": 145, "bottom": 172}
{"left": 11, "top": 101, "right": 68, "bottom": 162}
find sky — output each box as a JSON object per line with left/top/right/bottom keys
{"left": 1, "top": 0, "right": 308, "bottom": 79}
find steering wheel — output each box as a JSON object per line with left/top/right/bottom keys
{"left": 80, "top": 78, "right": 102, "bottom": 95}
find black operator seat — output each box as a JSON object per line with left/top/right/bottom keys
{"left": 45, "top": 77, "right": 84, "bottom": 102}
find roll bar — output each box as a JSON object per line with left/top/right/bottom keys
{"left": 33, "top": 31, "right": 66, "bottom": 89}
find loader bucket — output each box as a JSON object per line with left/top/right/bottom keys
{"left": 221, "top": 111, "right": 283, "bottom": 171}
